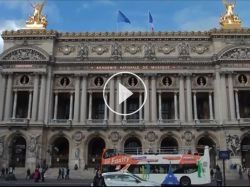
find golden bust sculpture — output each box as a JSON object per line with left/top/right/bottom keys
{"left": 220, "top": 0, "right": 241, "bottom": 29}
{"left": 26, "top": 1, "right": 47, "bottom": 29}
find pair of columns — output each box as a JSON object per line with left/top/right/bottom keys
{"left": 158, "top": 92, "right": 178, "bottom": 121}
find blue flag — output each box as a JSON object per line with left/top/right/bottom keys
{"left": 149, "top": 12, "right": 154, "bottom": 32}
{"left": 117, "top": 10, "right": 131, "bottom": 24}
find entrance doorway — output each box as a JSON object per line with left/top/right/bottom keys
{"left": 9, "top": 136, "right": 26, "bottom": 167}
{"left": 51, "top": 137, "right": 69, "bottom": 167}
{"left": 88, "top": 137, "right": 105, "bottom": 167}
{"left": 124, "top": 137, "right": 142, "bottom": 154}
{"left": 241, "top": 135, "right": 250, "bottom": 168}
{"left": 197, "top": 136, "right": 217, "bottom": 168}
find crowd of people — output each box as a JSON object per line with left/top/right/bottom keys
{"left": 57, "top": 167, "right": 70, "bottom": 180}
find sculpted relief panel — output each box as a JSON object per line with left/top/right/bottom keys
{"left": 1, "top": 48, "right": 47, "bottom": 61}
{"left": 220, "top": 47, "right": 250, "bottom": 60}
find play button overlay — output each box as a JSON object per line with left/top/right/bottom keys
{"left": 103, "top": 71, "right": 148, "bottom": 116}
{"left": 118, "top": 83, "right": 133, "bottom": 104}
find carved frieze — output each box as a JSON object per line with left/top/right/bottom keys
{"left": 191, "top": 44, "right": 209, "bottom": 54}
{"left": 109, "top": 131, "right": 121, "bottom": 142}
{"left": 220, "top": 48, "right": 250, "bottom": 60}
{"left": 92, "top": 45, "right": 109, "bottom": 55}
{"left": 178, "top": 42, "right": 190, "bottom": 57}
{"left": 58, "top": 45, "right": 75, "bottom": 55}
{"left": 182, "top": 131, "right": 194, "bottom": 146}
{"left": 2, "top": 48, "right": 47, "bottom": 61}
{"left": 124, "top": 44, "right": 141, "bottom": 55}
{"left": 77, "top": 43, "right": 89, "bottom": 60}
{"left": 158, "top": 44, "right": 175, "bottom": 55}
{"left": 226, "top": 134, "right": 241, "bottom": 156}
{"left": 72, "top": 131, "right": 84, "bottom": 142}
{"left": 111, "top": 42, "right": 122, "bottom": 60}
{"left": 144, "top": 43, "right": 156, "bottom": 60}
{"left": 0, "top": 136, "right": 5, "bottom": 158}
{"left": 145, "top": 131, "right": 158, "bottom": 142}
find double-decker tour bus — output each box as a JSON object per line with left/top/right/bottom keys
{"left": 101, "top": 146, "right": 211, "bottom": 186}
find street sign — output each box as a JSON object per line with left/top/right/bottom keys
{"left": 219, "top": 150, "right": 230, "bottom": 160}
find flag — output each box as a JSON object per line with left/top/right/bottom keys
{"left": 117, "top": 10, "right": 131, "bottom": 24}
{"left": 149, "top": 12, "right": 154, "bottom": 32}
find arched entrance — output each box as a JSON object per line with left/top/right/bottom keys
{"left": 124, "top": 137, "right": 142, "bottom": 154}
{"left": 160, "top": 137, "right": 178, "bottom": 154}
{"left": 241, "top": 135, "right": 250, "bottom": 168}
{"left": 9, "top": 136, "right": 26, "bottom": 167}
{"left": 197, "top": 136, "right": 217, "bottom": 168}
{"left": 88, "top": 137, "right": 105, "bottom": 167}
{"left": 51, "top": 137, "right": 69, "bottom": 167}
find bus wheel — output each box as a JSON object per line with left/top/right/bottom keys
{"left": 180, "top": 176, "right": 191, "bottom": 186}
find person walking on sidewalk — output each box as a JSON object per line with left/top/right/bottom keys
{"left": 92, "top": 169, "right": 105, "bottom": 187}
{"left": 26, "top": 168, "right": 31, "bottom": 180}
{"left": 57, "top": 167, "right": 61, "bottom": 180}
{"left": 239, "top": 165, "right": 243, "bottom": 179}
{"left": 215, "top": 166, "right": 223, "bottom": 187}
{"left": 248, "top": 169, "right": 250, "bottom": 185}
{"left": 65, "top": 166, "right": 70, "bottom": 180}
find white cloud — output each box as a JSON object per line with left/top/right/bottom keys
{"left": 0, "top": 20, "right": 24, "bottom": 53}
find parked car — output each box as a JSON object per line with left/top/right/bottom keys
{"left": 102, "top": 171, "right": 160, "bottom": 186}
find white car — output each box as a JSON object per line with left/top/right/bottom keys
{"left": 102, "top": 171, "right": 160, "bottom": 186}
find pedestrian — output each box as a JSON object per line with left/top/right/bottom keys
{"left": 26, "top": 168, "right": 31, "bottom": 180}
{"left": 215, "top": 166, "right": 223, "bottom": 187}
{"left": 5, "top": 168, "right": 8, "bottom": 175}
{"left": 92, "top": 169, "right": 105, "bottom": 187}
{"left": 239, "top": 165, "right": 243, "bottom": 179}
{"left": 65, "top": 166, "right": 70, "bottom": 180}
{"left": 1, "top": 168, "right": 5, "bottom": 177}
{"left": 210, "top": 168, "right": 214, "bottom": 180}
{"left": 248, "top": 169, "right": 250, "bottom": 185}
{"left": 57, "top": 167, "right": 61, "bottom": 180}
{"left": 41, "top": 167, "right": 46, "bottom": 182}
{"left": 61, "top": 167, "right": 65, "bottom": 180}
{"left": 34, "top": 168, "right": 40, "bottom": 182}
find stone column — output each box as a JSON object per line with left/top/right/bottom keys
{"left": 186, "top": 74, "right": 193, "bottom": 122}
{"left": 214, "top": 69, "right": 222, "bottom": 122}
{"left": 228, "top": 73, "right": 236, "bottom": 121}
{"left": 53, "top": 92, "right": 58, "bottom": 120}
{"left": 139, "top": 92, "right": 143, "bottom": 121}
{"left": 4, "top": 73, "right": 13, "bottom": 120}
{"left": 144, "top": 76, "right": 150, "bottom": 123}
{"left": 220, "top": 73, "right": 228, "bottom": 120}
{"left": 104, "top": 93, "right": 108, "bottom": 121}
{"left": 209, "top": 92, "right": 214, "bottom": 120}
{"left": 123, "top": 100, "right": 127, "bottom": 121}
{"left": 115, "top": 77, "right": 122, "bottom": 122}
{"left": 179, "top": 75, "right": 185, "bottom": 121}
{"left": 44, "top": 68, "right": 53, "bottom": 124}
{"left": 69, "top": 92, "right": 73, "bottom": 120}
{"left": 73, "top": 76, "right": 80, "bottom": 123}
{"left": 0, "top": 74, "right": 6, "bottom": 121}
{"left": 80, "top": 75, "right": 87, "bottom": 123}
{"left": 27, "top": 91, "right": 32, "bottom": 119}
{"left": 151, "top": 76, "right": 157, "bottom": 123}
{"left": 12, "top": 90, "right": 17, "bottom": 119}
{"left": 235, "top": 89, "right": 240, "bottom": 120}
{"left": 193, "top": 92, "right": 198, "bottom": 121}
{"left": 88, "top": 92, "right": 92, "bottom": 120}
{"left": 31, "top": 74, "right": 39, "bottom": 121}
{"left": 158, "top": 92, "right": 162, "bottom": 121}
{"left": 174, "top": 92, "right": 178, "bottom": 120}
{"left": 109, "top": 78, "right": 115, "bottom": 123}
{"left": 38, "top": 74, "right": 46, "bottom": 122}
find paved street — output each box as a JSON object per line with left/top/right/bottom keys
{"left": 0, "top": 178, "right": 248, "bottom": 186}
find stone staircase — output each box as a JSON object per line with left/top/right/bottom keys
{"left": 13, "top": 167, "right": 95, "bottom": 180}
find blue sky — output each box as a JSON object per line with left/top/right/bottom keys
{"left": 0, "top": 0, "right": 250, "bottom": 50}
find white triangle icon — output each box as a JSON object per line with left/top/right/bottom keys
{"left": 118, "top": 83, "right": 133, "bottom": 105}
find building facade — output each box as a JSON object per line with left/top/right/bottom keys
{"left": 0, "top": 29, "right": 250, "bottom": 176}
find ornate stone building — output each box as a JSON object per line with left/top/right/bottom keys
{"left": 0, "top": 28, "right": 250, "bottom": 176}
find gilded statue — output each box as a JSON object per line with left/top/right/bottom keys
{"left": 220, "top": 0, "right": 241, "bottom": 29}
{"left": 26, "top": 1, "right": 47, "bottom": 29}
